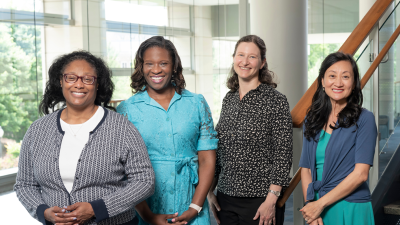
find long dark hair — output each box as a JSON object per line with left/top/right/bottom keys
{"left": 304, "top": 52, "right": 363, "bottom": 140}
{"left": 226, "top": 35, "right": 277, "bottom": 91}
{"left": 131, "top": 36, "right": 185, "bottom": 94}
{"left": 39, "top": 50, "right": 115, "bottom": 115}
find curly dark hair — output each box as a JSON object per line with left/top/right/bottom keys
{"left": 227, "top": 35, "right": 277, "bottom": 91}
{"left": 39, "top": 50, "right": 115, "bottom": 115}
{"left": 304, "top": 52, "right": 363, "bottom": 141}
{"left": 131, "top": 36, "right": 185, "bottom": 94}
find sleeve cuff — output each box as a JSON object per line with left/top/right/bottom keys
{"left": 89, "top": 199, "right": 110, "bottom": 223}
{"left": 299, "top": 163, "right": 310, "bottom": 168}
{"left": 36, "top": 204, "right": 52, "bottom": 225}
{"left": 197, "top": 139, "right": 218, "bottom": 151}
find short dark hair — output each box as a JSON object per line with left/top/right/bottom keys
{"left": 227, "top": 35, "right": 277, "bottom": 91}
{"left": 131, "top": 36, "right": 185, "bottom": 94}
{"left": 304, "top": 51, "right": 363, "bottom": 140}
{"left": 39, "top": 50, "right": 115, "bottom": 115}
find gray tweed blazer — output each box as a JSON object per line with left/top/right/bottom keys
{"left": 14, "top": 107, "right": 155, "bottom": 225}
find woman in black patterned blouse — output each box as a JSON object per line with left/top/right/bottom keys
{"left": 207, "top": 35, "right": 293, "bottom": 225}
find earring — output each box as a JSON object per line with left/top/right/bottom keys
{"left": 171, "top": 74, "right": 175, "bottom": 84}
{"left": 323, "top": 87, "right": 325, "bottom": 92}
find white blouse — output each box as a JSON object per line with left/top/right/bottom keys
{"left": 59, "top": 107, "right": 104, "bottom": 193}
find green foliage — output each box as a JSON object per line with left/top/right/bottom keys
{"left": 307, "top": 43, "right": 341, "bottom": 87}
{"left": 0, "top": 94, "right": 28, "bottom": 133}
{"left": 0, "top": 23, "right": 41, "bottom": 141}
{"left": 5, "top": 142, "right": 21, "bottom": 159}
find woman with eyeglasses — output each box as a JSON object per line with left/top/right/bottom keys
{"left": 15, "top": 50, "right": 155, "bottom": 225}
{"left": 117, "top": 36, "right": 218, "bottom": 225}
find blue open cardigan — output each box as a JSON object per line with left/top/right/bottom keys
{"left": 299, "top": 109, "right": 377, "bottom": 203}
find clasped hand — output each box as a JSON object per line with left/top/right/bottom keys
{"left": 300, "top": 201, "right": 324, "bottom": 225}
{"left": 44, "top": 202, "right": 95, "bottom": 225}
{"left": 150, "top": 208, "right": 198, "bottom": 225}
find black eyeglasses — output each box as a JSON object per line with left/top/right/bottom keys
{"left": 63, "top": 74, "right": 97, "bottom": 85}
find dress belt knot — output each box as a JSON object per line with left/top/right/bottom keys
{"left": 306, "top": 181, "right": 322, "bottom": 201}
{"left": 175, "top": 156, "right": 199, "bottom": 185}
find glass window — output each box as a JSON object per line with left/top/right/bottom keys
{"left": 210, "top": 1, "right": 239, "bottom": 124}
{"left": 307, "top": 0, "right": 359, "bottom": 87}
{"left": 0, "top": 21, "right": 42, "bottom": 171}
{"left": 105, "top": 0, "right": 168, "bottom": 26}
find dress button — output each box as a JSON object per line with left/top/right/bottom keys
{"left": 171, "top": 172, "right": 175, "bottom": 176}
{"left": 170, "top": 153, "right": 174, "bottom": 156}
{"left": 166, "top": 117, "right": 170, "bottom": 121}
{"left": 168, "top": 134, "right": 172, "bottom": 137}
{"left": 76, "top": 177, "right": 79, "bottom": 180}
{"left": 78, "top": 159, "right": 81, "bottom": 162}
{"left": 170, "top": 191, "right": 173, "bottom": 194}
{"left": 169, "top": 209, "right": 173, "bottom": 212}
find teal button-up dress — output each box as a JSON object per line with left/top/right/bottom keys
{"left": 117, "top": 89, "right": 218, "bottom": 225}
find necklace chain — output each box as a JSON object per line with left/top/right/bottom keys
{"left": 69, "top": 123, "right": 84, "bottom": 137}
{"left": 64, "top": 106, "right": 98, "bottom": 137}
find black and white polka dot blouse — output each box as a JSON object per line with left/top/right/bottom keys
{"left": 215, "top": 83, "right": 293, "bottom": 197}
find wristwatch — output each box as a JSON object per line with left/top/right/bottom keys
{"left": 267, "top": 189, "right": 281, "bottom": 197}
{"left": 189, "top": 203, "right": 202, "bottom": 214}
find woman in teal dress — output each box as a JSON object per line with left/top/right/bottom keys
{"left": 117, "top": 36, "right": 217, "bottom": 225}
{"left": 299, "top": 52, "right": 377, "bottom": 225}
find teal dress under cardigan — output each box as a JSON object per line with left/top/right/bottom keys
{"left": 299, "top": 109, "right": 377, "bottom": 202}
{"left": 117, "top": 89, "right": 218, "bottom": 225}
{"left": 314, "top": 130, "right": 374, "bottom": 225}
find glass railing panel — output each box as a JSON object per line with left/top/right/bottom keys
{"left": 377, "top": 38, "right": 400, "bottom": 178}
{"left": 378, "top": 2, "right": 400, "bottom": 179}
{"left": 356, "top": 39, "right": 374, "bottom": 112}
{"left": 379, "top": 0, "right": 400, "bottom": 31}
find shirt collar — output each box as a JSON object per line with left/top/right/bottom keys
{"left": 128, "top": 88, "right": 193, "bottom": 108}
{"left": 233, "top": 83, "right": 271, "bottom": 98}
{"left": 255, "top": 83, "right": 271, "bottom": 92}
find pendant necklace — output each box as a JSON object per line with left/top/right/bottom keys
{"left": 64, "top": 106, "right": 97, "bottom": 137}
{"left": 69, "top": 123, "right": 85, "bottom": 137}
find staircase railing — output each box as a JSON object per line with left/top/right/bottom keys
{"left": 277, "top": 0, "right": 395, "bottom": 208}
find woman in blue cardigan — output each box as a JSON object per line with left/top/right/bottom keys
{"left": 299, "top": 52, "right": 377, "bottom": 225}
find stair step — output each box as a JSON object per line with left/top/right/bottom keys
{"left": 384, "top": 201, "right": 400, "bottom": 215}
